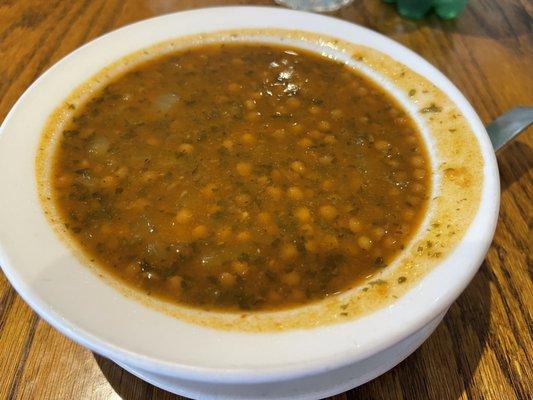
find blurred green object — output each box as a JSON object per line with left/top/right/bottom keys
{"left": 383, "top": 0, "right": 468, "bottom": 19}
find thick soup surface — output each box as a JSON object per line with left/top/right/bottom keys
{"left": 53, "top": 44, "right": 430, "bottom": 311}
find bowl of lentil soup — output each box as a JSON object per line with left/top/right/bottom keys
{"left": 0, "top": 7, "right": 499, "bottom": 399}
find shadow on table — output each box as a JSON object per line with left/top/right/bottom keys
{"left": 497, "top": 137, "right": 533, "bottom": 194}
{"left": 94, "top": 261, "right": 492, "bottom": 400}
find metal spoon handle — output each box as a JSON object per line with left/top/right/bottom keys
{"left": 486, "top": 106, "right": 533, "bottom": 151}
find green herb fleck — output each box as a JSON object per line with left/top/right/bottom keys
{"left": 238, "top": 253, "right": 250, "bottom": 262}
{"left": 374, "top": 256, "right": 386, "bottom": 267}
{"left": 420, "top": 103, "right": 442, "bottom": 114}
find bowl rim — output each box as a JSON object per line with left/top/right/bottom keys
{"left": 0, "top": 6, "right": 500, "bottom": 383}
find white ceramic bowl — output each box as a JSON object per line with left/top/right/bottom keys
{"left": 0, "top": 7, "right": 499, "bottom": 399}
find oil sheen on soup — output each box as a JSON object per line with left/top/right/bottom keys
{"left": 52, "top": 43, "right": 430, "bottom": 311}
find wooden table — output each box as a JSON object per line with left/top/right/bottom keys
{"left": 1, "top": 1, "right": 531, "bottom": 399}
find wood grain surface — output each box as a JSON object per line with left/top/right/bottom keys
{"left": 0, "top": 1, "right": 531, "bottom": 399}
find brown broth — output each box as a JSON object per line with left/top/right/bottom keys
{"left": 52, "top": 43, "right": 430, "bottom": 312}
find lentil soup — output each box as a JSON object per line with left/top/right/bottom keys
{"left": 51, "top": 43, "right": 430, "bottom": 312}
